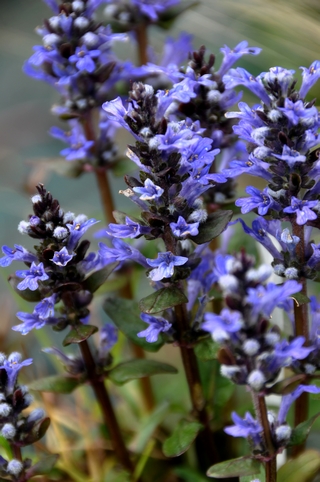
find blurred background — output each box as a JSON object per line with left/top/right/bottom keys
{"left": 1, "top": 1, "right": 320, "bottom": 478}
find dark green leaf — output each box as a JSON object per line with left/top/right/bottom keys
{"left": 82, "top": 262, "right": 118, "bottom": 293}
{"left": 163, "top": 420, "right": 203, "bottom": 457}
{"left": 290, "top": 292, "right": 310, "bottom": 306}
{"left": 195, "top": 337, "right": 219, "bottom": 361}
{"left": 190, "top": 211, "right": 233, "bottom": 244}
{"left": 108, "top": 359, "right": 177, "bottom": 385}
{"left": 207, "top": 456, "right": 261, "bottom": 478}
{"left": 139, "top": 287, "right": 188, "bottom": 314}
{"left": 288, "top": 412, "right": 320, "bottom": 447}
{"left": 103, "top": 297, "right": 164, "bottom": 352}
{"left": 267, "top": 374, "right": 306, "bottom": 395}
{"left": 35, "top": 417, "right": 51, "bottom": 441}
{"left": 8, "top": 275, "right": 42, "bottom": 302}
{"left": 63, "top": 324, "right": 98, "bottom": 346}
{"left": 29, "top": 375, "right": 82, "bottom": 394}
{"left": 277, "top": 450, "right": 320, "bottom": 482}
{"left": 25, "top": 454, "right": 59, "bottom": 478}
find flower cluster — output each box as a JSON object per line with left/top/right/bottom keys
{"left": 1, "top": 184, "right": 101, "bottom": 335}
{"left": 200, "top": 251, "right": 320, "bottom": 453}
{"left": 0, "top": 353, "right": 49, "bottom": 479}
{"left": 222, "top": 63, "right": 320, "bottom": 281}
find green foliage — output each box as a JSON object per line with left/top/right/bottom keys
{"left": 29, "top": 374, "right": 82, "bottom": 394}
{"left": 26, "top": 454, "right": 59, "bottom": 478}
{"left": 277, "top": 450, "right": 320, "bottom": 482}
{"left": 288, "top": 412, "right": 320, "bottom": 447}
{"left": 108, "top": 359, "right": 177, "bottom": 385}
{"left": 139, "top": 286, "right": 188, "bottom": 314}
{"left": 207, "top": 456, "right": 261, "bottom": 478}
{"left": 163, "top": 419, "right": 203, "bottom": 457}
{"left": 290, "top": 292, "right": 311, "bottom": 306}
{"left": 195, "top": 337, "right": 220, "bottom": 361}
{"left": 0, "top": 436, "right": 12, "bottom": 459}
{"left": 82, "top": 262, "right": 118, "bottom": 293}
{"left": 103, "top": 297, "right": 164, "bottom": 352}
{"left": 174, "top": 466, "right": 209, "bottom": 482}
{"left": 190, "top": 211, "right": 233, "bottom": 244}
{"left": 62, "top": 325, "right": 98, "bottom": 346}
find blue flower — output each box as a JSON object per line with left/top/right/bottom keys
{"left": 16, "top": 262, "right": 49, "bottom": 291}
{"left": 279, "top": 228, "right": 300, "bottom": 254}
{"left": 235, "top": 186, "right": 279, "bottom": 215}
{"left": 224, "top": 412, "right": 263, "bottom": 446}
{"left": 100, "top": 323, "right": 118, "bottom": 353}
{"left": 278, "top": 99, "right": 318, "bottom": 126}
{"left": 34, "top": 294, "right": 56, "bottom": 318}
{"left": 50, "top": 121, "right": 94, "bottom": 162}
{"left": 147, "top": 252, "right": 188, "bottom": 281}
{"left": 202, "top": 309, "right": 243, "bottom": 341}
{"left": 14, "top": 311, "right": 58, "bottom": 335}
{"left": 133, "top": 179, "right": 164, "bottom": 201}
{"left": 69, "top": 46, "right": 100, "bottom": 73}
{"left": 107, "top": 217, "right": 151, "bottom": 239}
{"left": 67, "top": 216, "right": 99, "bottom": 250}
{"left": 274, "top": 337, "right": 314, "bottom": 365}
{"left": 0, "top": 353, "right": 33, "bottom": 394}
{"left": 222, "top": 155, "right": 272, "bottom": 181}
{"left": 99, "top": 238, "right": 148, "bottom": 267}
{"left": 170, "top": 216, "right": 199, "bottom": 238}
{"left": 137, "top": 313, "right": 172, "bottom": 343}
{"left": 223, "top": 67, "right": 271, "bottom": 105}
{"left": 259, "top": 66, "right": 295, "bottom": 96}
{"left": 246, "top": 280, "right": 302, "bottom": 317}
{"left": 51, "top": 247, "right": 74, "bottom": 267}
{"left": 272, "top": 145, "right": 306, "bottom": 167}
{"left": 131, "top": 0, "right": 180, "bottom": 21}
{"left": 218, "top": 41, "right": 262, "bottom": 77}
{"left": 0, "top": 245, "right": 37, "bottom": 267}
{"left": 283, "top": 197, "right": 317, "bottom": 225}
{"left": 299, "top": 61, "right": 320, "bottom": 98}
{"left": 278, "top": 385, "right": 320, "bottom": 424}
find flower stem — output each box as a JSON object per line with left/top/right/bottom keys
{"left": 291, "top": 221, "right": 309, "bottom": 456}
{"left": 251, "top": 392, "right": 276, "bottom": 482}
{"left": 82, "top": 111, "right": 115, "bottom": 224}
{"left": 135, "top": 24, "right": 148, "bottom": 65}
{"left": 79, "top": 339, "right": 133, "bottom": 473}
{"left": 174, "top": 303, "right": 218, "bottom": 468}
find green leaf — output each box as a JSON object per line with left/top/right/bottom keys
{"left": 130, "top": 402, "right": 170, "bottom": 453}
{"left": 103, "top": 297, "right": 164, "bottom": 352}
{"left": 0, "top": 435, "right": 12, "bottom": 458}
{"left": 108, "top": 359, "right": 177, "bottom": 385}
{"left": 277, "top": 450, "right": 320, "bottom": 482}
{"left": 207, "top": 456, "right": 261, "bottom": 478}
{"left": 195, "top": 337, "right": 219, "bottom": 361}
{"left": 8, "top": 275, "right": 42, "bottom": 302}
{"left": 26, "top": 454, "right": 59, "bottom": 478}
{"left": 35, "top": 417, "right": 51, "bottom": 441}
{"left": 111, "top": 158, "right": 135, "bottom": 177}
{"left": 29, "top": 374, "right": 82, "bottom": 394}
{"left": 174, "top": 466, "right": 209, "bottom": 482}
{"left": 163, "top": 420, "right": 203, "bottom": 457}
{"left": 267, "top": 374, "right": 306, "bottom": 395}
{"left": 157, "top": 0, "right": 199, "bottom": 29}
{"left": 288, "top": 412, "right": 320, "bottom": 447}
{"left": 290, "top": 292, "right": 311, "bottom": 306}
{"left": 82, "top": 262, "right": 118, "bottom": 293}
{"left": 190, "top": 211, "right": 233, "bottom": 244}
{"left": 139, "top": 286, "right": 188, "bottom": 314}
{"left": 63, "top": 324, "right": 98, "bottom": 346}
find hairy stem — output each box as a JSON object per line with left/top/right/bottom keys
{"left": 252, "top": 392, "right": 276, "bottom": 482}
{"left": 291, "top": 221, "right": 309, "bottom": 455}
{"left": 135, "top": 24, "right": 148, "bottom": 65}
{"left": 82, "top": 111, "right": 115, "bottom": 224}
{"left": 80, "top": 340, "right": 133, "bottom": 472}
{"left": 174, "top": 303, "right": 218, "bottom": 467}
